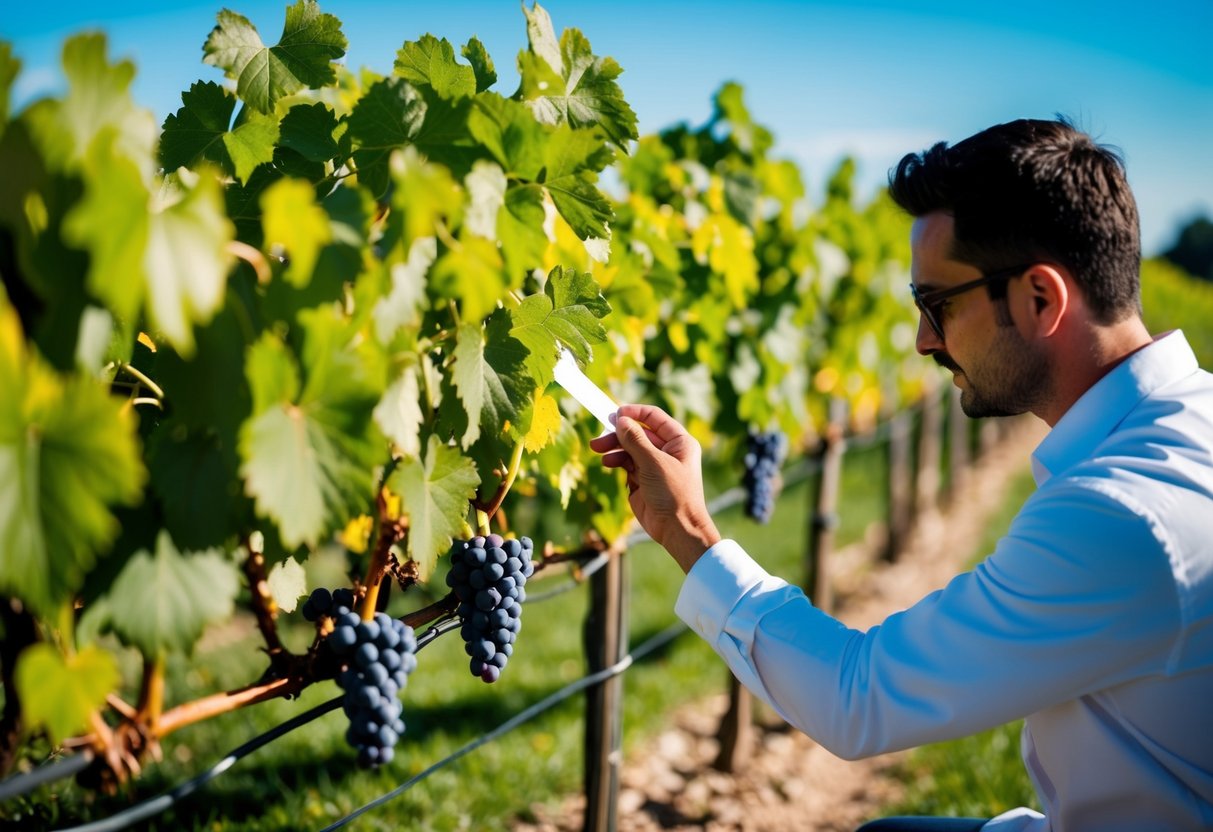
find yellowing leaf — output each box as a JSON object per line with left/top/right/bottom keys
{"left": 261, "top": 178, "right": 331, "bottom": 287}
{"left": 339, "top": 514, "right": 374, "bottom": 553}
{"left": 15, "top": 643, "right": 120, "bottom": 745}
{"left": 523, "top": 389, "right": 561, "bottom": 453}
{"left": 691, "top": 213, "right": 757, "bottom": 310}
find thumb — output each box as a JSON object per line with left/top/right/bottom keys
{"left": 614, "top": 415, "right": 658, "bottom": 460}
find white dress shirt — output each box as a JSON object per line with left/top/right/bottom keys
{"left": 675, "top": 330, "right": 1213, "bottom": 831}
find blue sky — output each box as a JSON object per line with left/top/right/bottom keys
{"left": 5, "top": 0, "right": 1211, "bottom": 255}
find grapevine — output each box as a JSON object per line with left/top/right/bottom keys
{"left": 0, "top": 0, "right": 922, "bottom": 815}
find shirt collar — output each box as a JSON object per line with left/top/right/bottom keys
{"left": 1031, "top": 330, "right": 1199, "bottom": 485}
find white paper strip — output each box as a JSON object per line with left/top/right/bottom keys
{"left": 553, "top": 347, "right": 617, "bottom": 433}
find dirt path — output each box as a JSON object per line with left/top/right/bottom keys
{"left": 518, "top": 415, "right": 1048, "bottom": 832}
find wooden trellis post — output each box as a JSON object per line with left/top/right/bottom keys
{"left": 947, "top": 384, "right": 970, "bottom": 500}
{"left": 583, "top": 549, "right": 629, "bottom": 832}
{"left": 806, "top": 398, "right": 848, "bottom": 612}
{"left": 916, "top": 377, "right": 944, "bottom": 513}
{"left": 883, "top": 410, "right": 914, "bottom": 562}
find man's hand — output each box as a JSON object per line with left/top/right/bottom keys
{"left": 589, "top": 404, "right": 720, "bottom": 573}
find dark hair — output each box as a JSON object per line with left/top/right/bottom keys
{"left": 887, "top": 117, "right": 1141, "bottom": 322}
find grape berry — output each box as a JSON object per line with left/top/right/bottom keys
{"left": 303, "top": 587, "right": 417, "bottom": 768}
{"left": 743, "top": 430, "right": 786, "bottom": 524}
{"left": 445, "top": 534, "right": 534, "bottom": 683}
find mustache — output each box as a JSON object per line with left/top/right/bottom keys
{"left": 934, "top": 353, "right": 962, "bottom": 373}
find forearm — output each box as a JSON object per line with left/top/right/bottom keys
{"left": 662, "top": 509, "right": 721, "bottom": 574}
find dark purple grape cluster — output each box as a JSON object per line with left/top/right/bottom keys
{"left": 301, "top": 586, "right": 355, "bottom": 622}
{"left": 743, "top": 430, "right": 786, "bottom": 524}
{"left": 304, "top": 588, "right": 417, "bottom": 768}
{"left": 445, "top": 534, "right": 534, "bottom": 683}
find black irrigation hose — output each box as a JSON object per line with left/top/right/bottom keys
{"left": 0, "top": 750, "right": 93, "bottom": 803}
{"left": 51, "top": 618, "right": 462, "bottom": 832}
{"left": 10, "top": 386, "right": 946, "bottom": 825}
{"left": 54, "top": 696, "right": 344, "bottom": 832}
{"left": 317, "top": 620, "right": 689, "bottom": 831}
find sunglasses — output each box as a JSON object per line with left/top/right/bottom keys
{"left": 909, "top": 264, "right": 1033, "bottom": 341}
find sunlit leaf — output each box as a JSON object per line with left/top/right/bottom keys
{"left": 105, "top": 531, "right": 240, "bottom": 656}
{"left": 261, "top": 177, "right": 331, "bottom": 286}
{"left": 0, "top": 299, "right": 144, "bottom": 617}
{"left": 518, "top": 3, "right": 637, "bottom": 150}
{"left": 388, "top": 435, "right": 479, "bottom": 580}
{"left": 202, "top": 0, "right": 347, "bottom": 115}
{"left": 523, "top": 389, "right": 561, "bottom": 452}
{"left": 15, "top": 644, "right": 119, "bottom": 745}
{"left": 394, "top": 34, "right": 476, "bottom": 99}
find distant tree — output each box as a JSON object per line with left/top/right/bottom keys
{"left": 1162, "top": 215, "right": 1213, "bottom": 283}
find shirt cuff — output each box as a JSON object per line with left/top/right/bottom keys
{"left": 674, "top": 538, "right": 779, "bottom": 643}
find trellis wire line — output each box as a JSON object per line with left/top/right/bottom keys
{"left": 317, "top": 620, "right": 690, "bottom": 831}
{"left": 49, "top": 618, "right": 465, "bottom": 832}
{"left": 54, "top": 696, "right": 344, "bottom": 832}
{"left": 13, "top": 382, "right": 946, "bottom": 816}
{"left": 0, "top": 749, "right": 93, "bottom": 803}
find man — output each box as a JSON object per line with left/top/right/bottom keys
{"left": 590, "top": 119, "right": 1213, "bottom": 831}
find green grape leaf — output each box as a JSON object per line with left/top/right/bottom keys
{"left": 375, "top": 355, "right": 425, "bottom": 459}
{"left": 388, "top": 435, "right": 479, "bottom": 581}
{"left": 148, "top": 426, "right": 238, "bottom": 551}
{"left": 714, "top": 81, "right": 773, "bottom": 158}
{"left": 407, "top": 89, "right": 477, "bottom": 175}
{"left": 431, "top": 235, "right": 505, "bottom": 325}
{"left": 15, "top": 643, "right": 120, "bottom": 745}
{"left": 202, "top": 0, "right": 347, "bottom": 115}
{"left": 499, "top": 183, "right": 549, "bottom": 283}
{"left": 238, "top": 311, "right": 384, "bottom": 550}
{"left": 372, "top": 235, "right": 436, "bottom": 344}
{"left": 464, "top": 160, "right": 507, "bottom": 241}
{"left": 25, "top": 33, "right": 157, "bottom": 175}
{"left": 64, "top": 138, "right": 234, "bottom": 356}
{"left": 461, "top": 37, "right": 497, "bottom": 93}
{"left": 535, "top": 418, "right": 585, "bottom": 508}
{"left": 347, "top": 77, "right": 427, "bottom": 197}
{"left": 260, "top": 177, "right": 331, "bottom": 286}
{"left": 61, "top": 135, "right": 148, "bottom": 326}
{"left": 267, "top": 555, "right": 307, "bottom": 613}
{"left": 468, "top": 93, "right": 545, "bottom": 180}
{"left": 144, "top": 170, "right": 235, "bottom": 354}
{"left": 105, "top": 531, "right": 239, "bottom": 657}
{"left": 518, "top": 4, "right": 638, "bottom": 150}
{"left": 387, "top": 146, "right": 462, "bottom": 250}
{"left": 449, "top": 315, "right": 531, "bottom": 448}
{"left": 159, "top": 80, "right": 235, "bottom": 172}
{"left": 278, "top": 101, "right": 340, "bottom": 162}
{"left": 394, "top": 34, "right": 477, "bottom": 100}
{"left": 222, "top": 111, "right": 280, "bottom": 184}
{"left": 0, "top": 302, "right": 145, "bottom": 618}
{"left": 543, "top": 124, "right": 614, "bottom": 240}
{"left": 1, "top": 43, "right": 19, "bottom": 132}
{"left": 509, "top": 265, "right": 610, "bottom": 387}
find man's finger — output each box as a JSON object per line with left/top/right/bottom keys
{"left": 601, "top": 449, "right": 635, "bottom": 473}
{"left": 616, "top": 403, "right": 685, "bottom": 445}
{"left": 589, "top": 431, "right": 621, "bottom": 454}
{"left": 615, "top": 415, "right": 661, "bottom": 459}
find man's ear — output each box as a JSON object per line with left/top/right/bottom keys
{"left": 1022, "top": 264, "right": 1068, "bottom": 337}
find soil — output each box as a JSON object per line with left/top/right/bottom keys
{"left": 517, "top": 415, "right": 1049, "bottom": 832}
